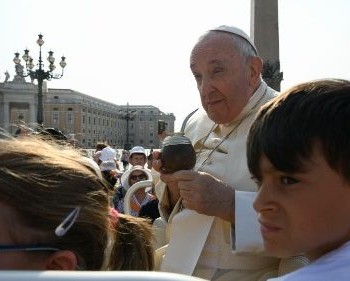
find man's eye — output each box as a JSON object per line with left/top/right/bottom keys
{"left": 193, "top": 73, "right": 201, "bottom": 81}
{"left": 213, "top": 68, "right": 223, "bottom": 74}
{"left": 280, "top": 176, "right": 299, "bottom": 185}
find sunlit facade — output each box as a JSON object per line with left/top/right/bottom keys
{"left": 0, "top": 77, "right": 175, "bottom": 148}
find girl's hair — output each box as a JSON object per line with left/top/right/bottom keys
{"left": 108, "top": 213, "right": 155, "bottom": 271}
{"left": 95, "top": 142, "right": 107, "bottom": 151}
{"left": 0, "top": 137, "right": 154, "bottom": 270}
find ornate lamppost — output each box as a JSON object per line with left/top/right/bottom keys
{"left": 118, "top": 103, "right": 137, "bottom": 150}
{"left": 13, "top": 34, "right": 66, "bottom": 127}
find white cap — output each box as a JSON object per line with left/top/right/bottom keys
{"left": 210, "top": 25, "right": 258, "bottom": 55}
{"left": 99, "top": 146, "right": 117, "bottom": 162}
{"left": 129, "top": 146, "right": 146, "bottom": 157}
{"left": 100, "top": 160, "right": 117, "bottom": 172}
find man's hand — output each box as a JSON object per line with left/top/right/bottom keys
{"left": 152, "top": 151, "right": 181, "bottom": 208}
{"left": 152, "top": 151, "right": 235, "bottom": 223}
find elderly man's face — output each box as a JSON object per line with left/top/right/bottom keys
{"left": 190, "top": 32, "right": 255, "bottom": 124}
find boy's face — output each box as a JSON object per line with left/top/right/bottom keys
{"left": 129, "top": 153, "right": 146, "bottom": 167}
{"left": 253, "top": 145, "right": 350, "bottom": 260}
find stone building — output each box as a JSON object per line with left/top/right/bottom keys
{"left": 0, "top": 76, "right": 175, "bottom": 149}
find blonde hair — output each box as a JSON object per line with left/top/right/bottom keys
{"left": 108, "top": 214, "right": 155, "bottom": 270}
{"left": 0, "top": 137, "right": 154, "bottom": 270}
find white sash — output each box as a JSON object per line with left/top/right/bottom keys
{"left": 160, "top": 209, "right": 214, "bottom": 275}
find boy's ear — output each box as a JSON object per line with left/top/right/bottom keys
{"left": 44, "top": 250, "right": 78, "bottom": 270}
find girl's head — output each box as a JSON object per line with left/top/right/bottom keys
{"left": 0, "top": 137, "right": 111, "bottom": 270}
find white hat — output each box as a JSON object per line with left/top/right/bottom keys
{"left": 129, "top": 146, "right": 146, "bottom": 157}
{"left": 99, "top": 146, "right": 117, "bottom": 162}
{"left": 210, "top": 25, "right": 258, "bottom": 55}
{"left": 82, "top": 156, "right": 103, "bottom": 180}
{"left": 99, "top": 160, "right": 117, "bottom": 172}
{"left": 120, "top": 165, "right": 152, "bottom": 190}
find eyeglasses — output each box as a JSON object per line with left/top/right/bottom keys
{"left": 130, "top": 174, "right": 147, "bottom": 181}
{"left": 0, "top": 244, "right": 60, "bottom": 253}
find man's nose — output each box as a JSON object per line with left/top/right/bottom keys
{"left": 199, "top": 77, "right": 214, "bottom": 98}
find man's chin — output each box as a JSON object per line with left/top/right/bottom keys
{"left": 207, "top": 111, "right": 229, "bottom": 124}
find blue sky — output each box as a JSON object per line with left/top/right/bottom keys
{"left": 1, "top": 0, "right": 349, "bottom": 131}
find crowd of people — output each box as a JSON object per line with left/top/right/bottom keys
{"left": 0, "top": 24, "right": 348, "bottom": 281}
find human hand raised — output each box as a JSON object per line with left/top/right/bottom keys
{"left": 160, "top": 170, "right": 235, "bottom": 223}
{"left": 153, "top": 133, "right": 196, "bottom": 205}
{"left": 152, "top": 150, "right": 181, "bottom": 208}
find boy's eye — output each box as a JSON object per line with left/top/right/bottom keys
{"left": 280, "top": 176, "right": 299, "bottom": 185}
{"left": 250, "top": 176, "right": 262, "bottom": 188}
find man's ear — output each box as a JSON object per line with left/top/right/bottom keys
{"left": 249, "top": 56, "right": 263, "bottom": 86}
{"left": 44, "top": 250, "right": 78, "bottom": 270}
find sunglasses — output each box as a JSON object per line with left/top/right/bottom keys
{"left": 130, "top": 174, "right": 147, "bottom": 181}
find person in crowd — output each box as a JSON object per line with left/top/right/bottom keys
{"left": 0, "top": 136, "right": 154, "bottom": 270}
{"left": 121, "top": 150, "right": 130, "bottom": 171}
{"left": 152, "top": 25, "right": 307, "bottom": 280}
{"left": 139, "top": 195, "right": 160, "bottom": 224}
{"left": 93, "top": 142, "right": 120, "bottom": 170}
{"left": 100, "top": 144, "right": 117, "bottom": 163}
{"left": 93, "top": 142, "right": 107, "bottom": 164}
{"left": 114, "top": 165, "right": 154, "bottom": 217}
{"left": 100, "top": 160, "right": 122, "bottom": 190}
{"left": 147, "top": 153, "right": 153, "bottom": 170}
{"left": 128, "top": 146, "right": 147, "bottom": 168}
{"left": 247, "top": 79, "right": 350, "bottom": 281}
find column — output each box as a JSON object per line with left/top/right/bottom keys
{"left": 3, "top": 102, "right": 10, "bottom": 132}
{"left": 29, "top": 102, "right": 36, "bottom": 127}
{"left": 251, "top": 0, "right": 283, "bottom": 91}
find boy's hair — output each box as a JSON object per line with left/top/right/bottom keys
{"left": 247, "top": 79, "right": 350, "bottom": 182}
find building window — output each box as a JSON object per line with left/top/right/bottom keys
{"left": 67, "top": 112, "right": 74, "bottom": 125}
{"left": 67, "top": 107, "right": 73, "bottom": 111}
{"left": 52, "top": 112, "right": 59, "bottom": 125}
